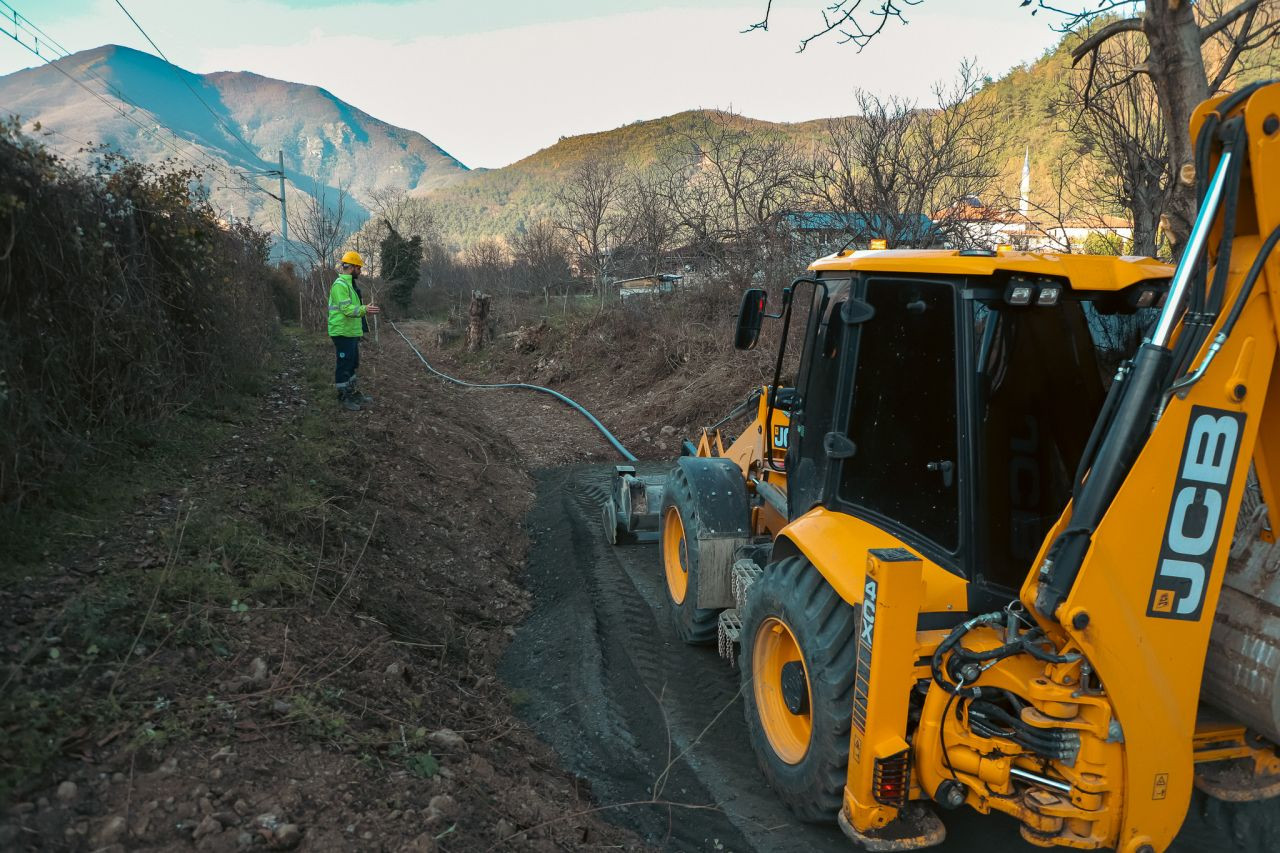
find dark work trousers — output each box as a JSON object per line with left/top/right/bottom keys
{"left": 332, "top": 336, "right": 360, "bottom": 386}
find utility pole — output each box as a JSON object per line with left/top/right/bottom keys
{"left": 278, "top": 149, "right": 288, "bottom": 263}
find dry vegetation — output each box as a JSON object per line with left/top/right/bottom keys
{"left": 0, "top": 120, "right": 297, "bottom": 515}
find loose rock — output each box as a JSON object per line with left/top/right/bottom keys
{"left": 56, "top": 781, "right": 78, "bottom": 804}
{"left": 427, "top": 728, "right": 467, "bottom": 752}
{"left": 426, "top": 794, "right": 458, "bottom": 823}
{"left": 193, "top": 814, "right": 223, "bottom": 840}
{"left": 271, "top": 823, "right": 302, "bottom": 849}
{"left": 401, "top": 831, "right": 437, "bottom": 853}
{"left": 93, "top": 815, "right": 127, "bottom": 847}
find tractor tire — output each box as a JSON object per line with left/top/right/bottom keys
{"left": 740, "top": 555, "right": 859, "bottom": 822}
{"left": 659, "top": 465, "right": 722, "bottom": 645}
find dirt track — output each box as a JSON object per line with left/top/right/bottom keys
{"left": 406, "top": 325, "right": 1279, "bottom": 852}
{"left": 500, "top": 461, "right": 1279, "bottom": 853}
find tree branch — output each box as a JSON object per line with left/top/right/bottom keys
{"left": 1199, "top": 0, "right": 1262, "bottom": 41}
{"left": 1070, "top": 16, "right": 1144, "bottom": 66}
{"left": 1208, "top": 7, "right": 1258, "bottom": 94}
{"left": 742, "top": 0, "right": 774, "bottom": 33}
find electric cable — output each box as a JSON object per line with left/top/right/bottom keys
{"left": 390, "top": 321, "right": 637, "bottom": 462}
{"left": 110, "top": 0, "right": 264, "bottom": 165}
{"left": 0, "top": 2, "right": 279, "bottom": 203}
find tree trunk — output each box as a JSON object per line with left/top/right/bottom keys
{"left": 466, "top": 291, "right": 491, "bottom": 352}
{"left": 1142, "top": 2, "right": 1209, "bottom": 259}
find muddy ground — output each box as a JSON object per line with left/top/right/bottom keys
{"left": 1, "top": 327, "right": 639, "bottom": 852}
{"left": 6, "top": 318, "right": 1276, "bottom": 853}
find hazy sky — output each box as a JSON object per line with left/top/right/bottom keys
{"left": 3, "top": 1, "right": 1068, "bottom": 168}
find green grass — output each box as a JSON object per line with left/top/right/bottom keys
{"left": 0, "top": 326, "right": 342, "bottom": 803}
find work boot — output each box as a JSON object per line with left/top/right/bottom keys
{"left": 337, "top": 385, "right": 361, "bottom": 412}
{"left": 350, "top": 375, "right": 373, "bottom": 405}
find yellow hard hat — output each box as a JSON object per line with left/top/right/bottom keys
{"left": 341, "top": 250, "right": 364, "bottom": 267}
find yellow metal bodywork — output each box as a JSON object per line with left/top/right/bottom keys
{"left": 776, "top": 508, "right": 968, "bottom": 614}
{"left": 1011, "top": 83, "right": 1280, "bottom": 852}
{"left": 696, "top": 387, "right": 791, "bottom": 538}
{"left": 809, "top": 246, "right": 1172, "bottom": 289}
{"left": 844, "top": 550, "right": 923, "bottom": 830}
{"left": 699, "top": 83, "right": 1280, "bottom": 852}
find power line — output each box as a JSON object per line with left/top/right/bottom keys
{"left": 0, "top": 1, "right": 280, "bottom": 202}
{"left": 110, "top": 0, "right": 264, "bottom": 165}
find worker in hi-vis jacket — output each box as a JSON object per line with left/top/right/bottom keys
{"left": 328, "top": 251, "right": 380, "bottom": 411}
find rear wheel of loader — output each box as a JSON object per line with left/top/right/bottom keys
{"left": 659, "top": 467, "right": 721, "bottom": 645}
{"left": 740, "top": 555, "right": 858, "bottom": 821}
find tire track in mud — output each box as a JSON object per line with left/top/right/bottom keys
{"left": 502, "top": 465, "right": 856, "bottom": 852}
{"left": 503, "top": 464, "right": 1280, "bottom": 853}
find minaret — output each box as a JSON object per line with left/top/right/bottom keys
{"left": 1019, "top": 148, "right": 1030, "bottom": 218}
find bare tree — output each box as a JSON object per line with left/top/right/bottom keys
{"left": 555, "top": 157, "right": 625, "bottom": 300}
{"left": 510, "top": 218, "right": 571, "bottom": 305}
{"left": 808, "top": 62, "right": 1001, "bottom": 250}
{"left": 659, "top": 111, "right": 804, "bottom": 288}
{"left": 462, "top": 238, "right": 509, "bottom": 296}
{"left": 286, "top": 182, "right": 354, "bottom": 331}
{"left": 287, "top": 181, "right": 353, "bottom": 274}
{"left": 1059, "top": 30, "right": 1170, "bottom": 258}
{"left": 617, "top": 169, "right": 679, "bottom": 277}
{"left": 751, "top": 0, "right": 1280, "bottom": 254}
{"left": 352, "top": 188, "right": 437, "bottom": 276}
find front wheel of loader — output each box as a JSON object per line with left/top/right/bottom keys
{"left": 740, "top": 556, "right": 859, "bottom": 822}
{"left": 659, "top": 466, "right": 721, "bottom": 645}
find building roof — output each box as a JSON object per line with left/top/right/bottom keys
{"left": 782, "top": 211, "right": 935, "bottom": 241}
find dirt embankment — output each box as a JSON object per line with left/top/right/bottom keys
{"left": 1, "top": 328, "right": 642, "bottom": 852}
{"left": 425, "top": 291, "right": 782, "bottom": 459}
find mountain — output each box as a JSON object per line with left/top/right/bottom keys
{"left": 0, "top": 45, "right": 469, "bottom": 230}
{"left": 421, "top": 29, "right": 1278, "bottom": 248}
{"left": 422, "top": 110, "right": 834, "bottom": 245}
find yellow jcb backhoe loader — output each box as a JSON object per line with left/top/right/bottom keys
{"left": 604, "top": 80, "right": 1280, "bottom": 850}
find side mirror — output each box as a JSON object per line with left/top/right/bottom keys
{"left": 735, "top": 288, "right": 767, "bottom": 350}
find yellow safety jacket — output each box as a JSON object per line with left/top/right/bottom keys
{"left": 328, "top": 274, "right": 367, "bottom": 338}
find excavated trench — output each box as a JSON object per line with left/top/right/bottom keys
{"left": 499, "top": 462, "right": 1279, "bottom": 853}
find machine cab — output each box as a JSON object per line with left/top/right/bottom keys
{"left": 775, "top": 252, "right": 1170, "bottom": 599}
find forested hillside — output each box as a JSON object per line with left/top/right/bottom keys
{"left": 424, "top": 28, "right": 1279, "bottom": 247}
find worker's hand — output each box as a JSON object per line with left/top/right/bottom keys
{"left": 365, "top": 304, "right": 381, "bottom": 315}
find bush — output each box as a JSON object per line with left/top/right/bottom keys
{"left": 0, "top": 121, "right": 280, "bottom": 510}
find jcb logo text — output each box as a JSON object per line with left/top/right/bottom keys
{"left": 1148, "top": 406, "right": 1244, "bottom": 620}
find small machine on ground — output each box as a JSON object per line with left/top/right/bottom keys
{"left": 603, "top": 82, "right": 1280, "bottom": 851}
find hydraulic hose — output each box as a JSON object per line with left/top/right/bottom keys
{"left": 389, "top": 321, "right": 638, "bottom": 463}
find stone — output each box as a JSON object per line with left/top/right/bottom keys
{"left": 427, "top": 728, "right": 467, "bottom": 753}
{"left": 237, "top": 831, "right": 255, "bottom": 849}
{"left": 233, "top": 799, "right": 252, "bottom": 817}
{"left": 271, "top": 823, "right": 301, "bottom": 849}
{"left": 385, "top": 661, "right": 404, "bottom": 677}
{"left": 496, "top": 818, "right": 516, "bottom": 839}
{"left": 193, "top": 815, "right": 223, "bottom": 840}
{"left": 426, "top": 794, "right": 458, "bottom": 822}
{"left": 401, "top": 831, "right": 438, "bottom": 853}
{"left": 247, "top": 657, "right": 268, "bottom": 684}
{"left": 660, "top": 425, "right": 677, "bottom": 436}
{"left": 93, "top": 815, "right": 127, "bottom": 846}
